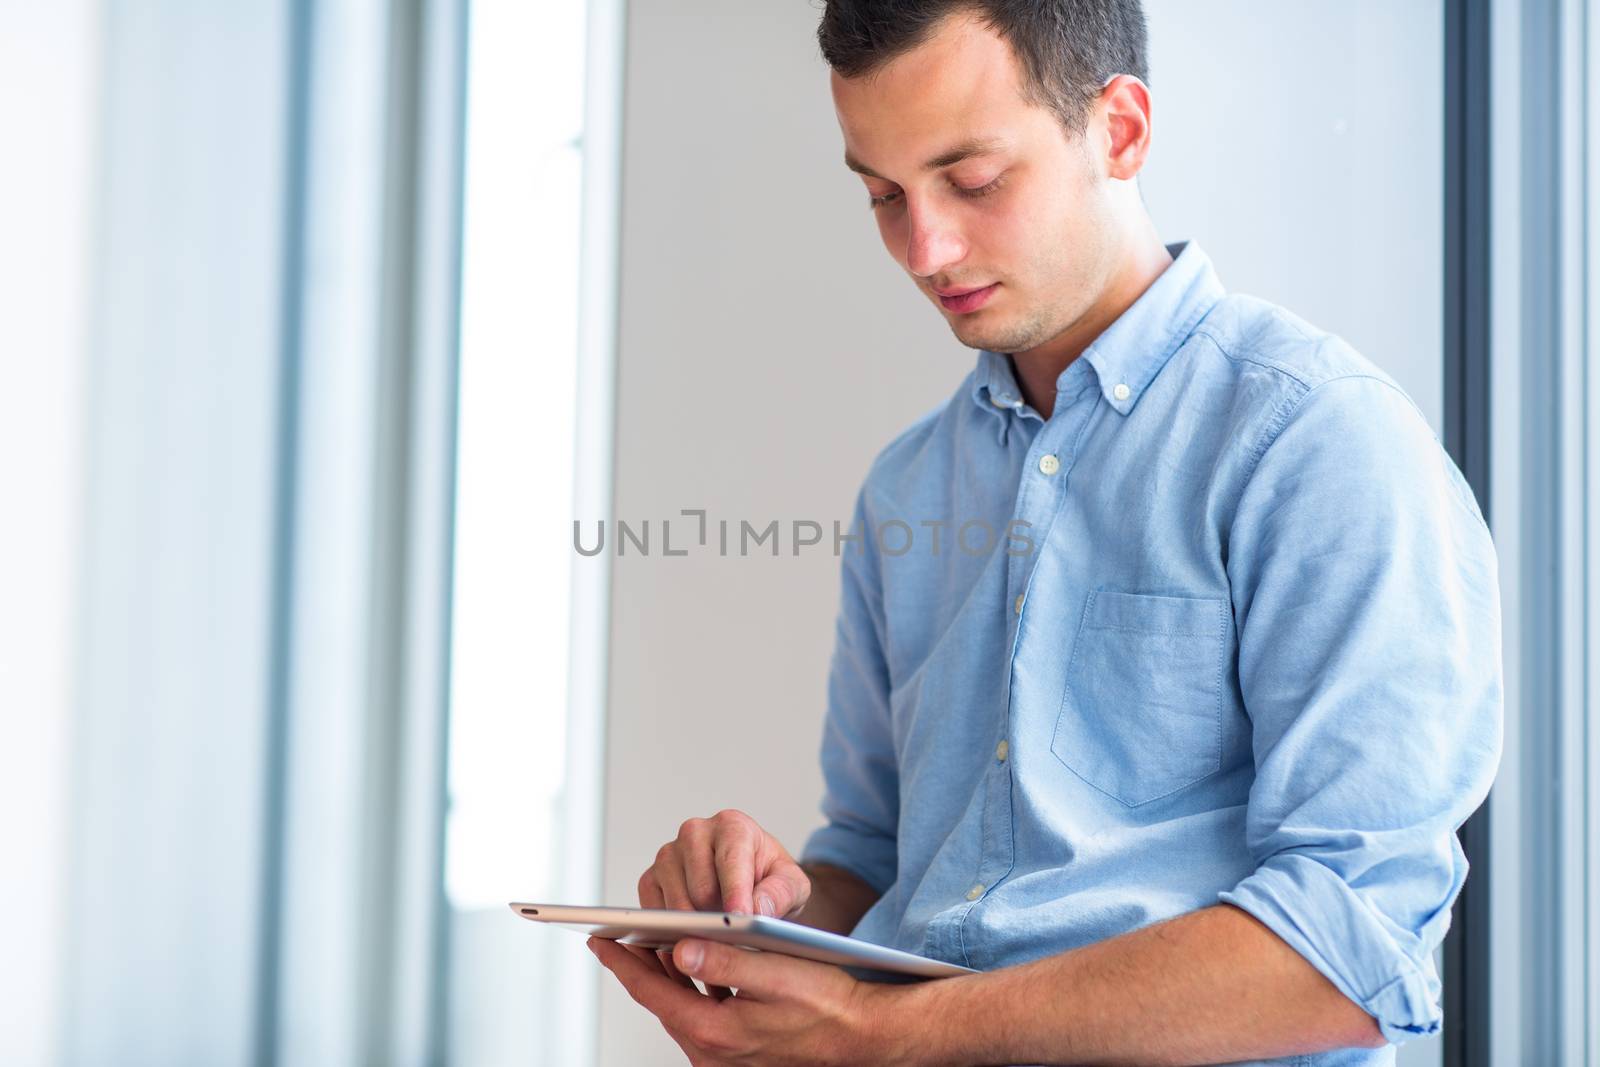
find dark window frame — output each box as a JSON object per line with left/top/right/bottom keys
{"left": 1441, "top": 2, "right": 1492, "bottom": 1065}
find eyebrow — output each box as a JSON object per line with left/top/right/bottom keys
{"left": 843, "top": 137, "right": 1009, "bottom": 180}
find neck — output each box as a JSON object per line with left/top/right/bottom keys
{"left": 1010, "top": 223, "right": 1173, "bottom": 421}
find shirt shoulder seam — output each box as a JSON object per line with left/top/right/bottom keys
{"left": 1242, "top": 371, "right": 1435, "bottom": 488}
{"left": 1191, "top": 326, "right": 1318, "bottom": 391}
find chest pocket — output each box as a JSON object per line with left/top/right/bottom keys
{"left": 1051, "top": 589, "right": 1227, "bottom": 807}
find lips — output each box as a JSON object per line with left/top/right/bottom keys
{"left": 936, "top": 282, "right": 998, "bottom": 314}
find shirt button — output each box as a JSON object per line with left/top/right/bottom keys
{"left": 995, "top": 740, "right": 1009, "bottom": 762}
{"left": 1112, "top": 382, "right": 1132, "bottom": 402}
{"left": 1038, "top": 454, "right": 1060, "bottom": 476}
{"left": 990, "top": 393, "right": 1012, "bottom": 407}
{"left": 965, "top": 884, "right": 985, "bottom": 901}
{"left": 1013, "top": 593, "right": 1024, "bottom": 615}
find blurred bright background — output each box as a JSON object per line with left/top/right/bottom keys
{"left": 4, "top": 1, "right": 1598, "bottom": 1065}
{"left": 2, "top": 0, "right": 618, "bottom": 1062}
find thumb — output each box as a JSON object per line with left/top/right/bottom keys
{"left": 673, "top": 938, "right": 802, "bottom": 1001}
{"left": 752, "top": 859, "right": 809, "bottom": 919}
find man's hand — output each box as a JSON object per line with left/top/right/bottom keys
{"left": 640, "top": 808, "right": 810, "bottom": 919}
{"left": 637, "top": 809, "right": 812, "bottom": 998}
{"left": 588, "top": 932, "right": 902, "bottom": 1067}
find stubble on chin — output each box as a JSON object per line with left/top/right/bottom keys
{"left": 949, "top": 305, "right": 1053, "bottom": 355}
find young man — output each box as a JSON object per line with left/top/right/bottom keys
{"left": 590, "top": 3, "right": 1503, "bottom": 1064}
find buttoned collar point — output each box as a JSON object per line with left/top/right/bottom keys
{"left": 971, "top": 348, "right": 1022, "bottom": 412}
{"left": 1078, "top": 240, "right": 1225, "bottom": 416}
{"left": 971, "top": 348, "right": 1028, "bottom": 446}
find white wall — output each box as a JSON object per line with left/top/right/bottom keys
{"left": 1142, "top": 0, "right": 1444, "bottom": 431}
{"left": 601, "top": 3, "right": 1446, "bottom": 1065}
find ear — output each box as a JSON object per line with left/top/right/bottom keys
{"left": 1097, "top": 74, "right": 1154, "bottom": 181}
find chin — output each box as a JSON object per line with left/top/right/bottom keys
{"left": 947, "top": 310, "right": 1000, "bottom": 342}
{"left": 948, "top": 322, "right": 992, "bottom": 351}
{"left": 953, "top": 319, "right": 1028, "bottom": 354}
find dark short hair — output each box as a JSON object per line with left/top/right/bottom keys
{"left": 817, "top": 1, "right": 1149, "bottom": 134}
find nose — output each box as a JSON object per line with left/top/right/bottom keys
{"left": 904, "top": 196, "right": 968, "bottom": 279}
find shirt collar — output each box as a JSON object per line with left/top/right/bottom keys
{"left": 970, "top": 240, "right": 1225, "bottom": 421}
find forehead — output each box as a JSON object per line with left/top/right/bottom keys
{"left": 830, "top": 13, "right": 1035, "bottom": 171}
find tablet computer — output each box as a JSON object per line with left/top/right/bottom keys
{"left": 509, "top": 902, "right": 978, "bottom": 982}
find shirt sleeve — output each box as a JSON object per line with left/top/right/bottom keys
{"left": 797, "top": 483, "right": 900, "bottom": 897}
{"left": 1217, "top": 373, "right": 1504, "bottom": 1045}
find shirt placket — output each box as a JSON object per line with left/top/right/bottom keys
{"left": 935, "top": 369, "right": 1101, "bottom": 966}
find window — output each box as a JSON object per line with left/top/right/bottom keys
{"left": 442, "top": 1, "right": 620, "bottom": 1063}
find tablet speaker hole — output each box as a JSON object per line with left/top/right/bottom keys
{"left": 723, "top": 916, "right": 731, "bottom": 926}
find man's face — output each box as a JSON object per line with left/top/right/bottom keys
{"left": 831, "top": 14, "right": 1119, "bottom": 356}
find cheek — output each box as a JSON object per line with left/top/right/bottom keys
{"left": 964, "top": 204, "right": 1044, "bottom": 282}
{"left": 984, "top": 208, "right": 1033, "bottom": 253}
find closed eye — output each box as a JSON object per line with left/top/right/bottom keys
{"left": 956, "top": 174, "right": 1006, "bottom": 199}
{"left": 867, "top": 173, "right": 1007, "bottom": 210}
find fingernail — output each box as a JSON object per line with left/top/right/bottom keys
{"left": 680, "top": 941, "right": 704, "bottom": 971}
{"left": 756, "top": 895, "right": 775, "bottom": 917}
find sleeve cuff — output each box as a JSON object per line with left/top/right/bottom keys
{"left": 1218, "top": 854, "right": 1445, "bottom": 1045}
{"left": 798, "top": 822, "right": 897, "bottom": 897}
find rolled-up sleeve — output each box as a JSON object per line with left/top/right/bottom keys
{"left": 798, "top": 484, "right": 900, "bottom": 897}
{"left": 1217, "top": 373, "right": 1504, "bottom": 1044}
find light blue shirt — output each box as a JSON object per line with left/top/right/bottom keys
{"left": 798, "top": 241, "right": 1503, "bottom": 1065}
